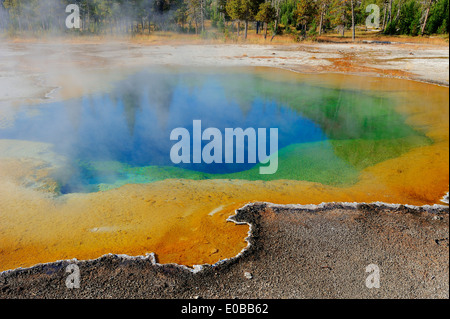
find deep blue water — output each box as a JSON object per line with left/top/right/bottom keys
{"left": 0, "top": 70, "right": 327, "bottom": 192}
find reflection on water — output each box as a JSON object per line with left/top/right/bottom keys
{"left": 0, "top": 68, "right": 431, "bottom": 193}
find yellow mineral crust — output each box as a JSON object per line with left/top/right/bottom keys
{"left": 0, "top": 74, "right": 448, "bottom": 272}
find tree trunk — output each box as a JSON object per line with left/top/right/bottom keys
{"left": 200, "top": 0, "right": 205, "bottom": 33}
{"left": 388, "top": 0, "right": 393, "bottom": 24}
{"left": 271, "top": 3, "right": 281, "bottom": 41}
{"left": 271, "top": 8, "right": 280, "bottom": 41}
{"left": 264, "top": 22, "right": 268, "bottom": 39}
{"left": 395, "top": 1, "right": 402, "bottom": 23}
{"left": 244, "top": 20, "right": 248, "bottom": 39}
{"left": 237, "top": 21, "right": 240, "bottom": 37}
{"left": 319, "top": 6, "right": 325, "bottom": 36}
{"left": 87, "top": 5, "right": 90, "bottom": 33}
{"left": 421, "top": 0, "right": 432, "bottom": 35}
{"left": 271, "top": 19, "right": 278, "bottom": 41}
{"left": 351, "top": 0, "right": 355, "bottom": 41}
{"left": 382, "top": 4, "right": 387, "bottom": 31}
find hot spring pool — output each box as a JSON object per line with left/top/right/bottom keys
{"left": 0, "top": 67, "right": 448, "bottom": 271}
{"left": 0, "top": 67, "right": 435, "bottom": 194}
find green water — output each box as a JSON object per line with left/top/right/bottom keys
{"left": 86, "top": 69, "right": 431, "bottom": 192}
{"left": 1, "top": 68, "right": 432, "bottom": 193}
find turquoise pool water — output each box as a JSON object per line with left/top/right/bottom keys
{"left": 0, "top": 68, "right": 431, "bottom": 193}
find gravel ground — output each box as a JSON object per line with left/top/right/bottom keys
{"left": 1, "top": 203, "right": 448, "bottom": 299}
{"left": 1, "top": 40, "right": 448, "bottom": 112}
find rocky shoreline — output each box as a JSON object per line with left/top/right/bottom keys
{"left": 1, "top": 203, "right": 448, "bottom": 299}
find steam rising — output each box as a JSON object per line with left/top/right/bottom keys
{"left": 0, "top": 0, "right": 185, "bottom": 35}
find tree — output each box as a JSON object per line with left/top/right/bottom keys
{"left": 426, "top": 0, "right": 449, "bottom": 34}
{"left": 317, "top": 0, "right": 331, "bottom": 35}
{"left": 420, "top": 0, "right": 434, "bottom": 35}
{"left": 226, "top": 0, "right": 242, "bottom": 36}
{"left": 226, "top": 0, "right": 261, "bottom": 39}
{"left": 255, "top": 1, "right": 276, "bottom": 39}
{"left": 329, "top": 0, "right": 352, "bottom": 36}
{"left": 350, "top": 0, "right": 355, "bottom": 41}
{"left": 0, "top": 0, "right": 447, "bottom": 37}
{"left": 3, "top": 0, "right": 25, "bottom": 31}
{"left": 295, "top": 0, "right": 317, "bottom": 37}
{"left": 185, "top": 0, "right": 206, "bottom": 34}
